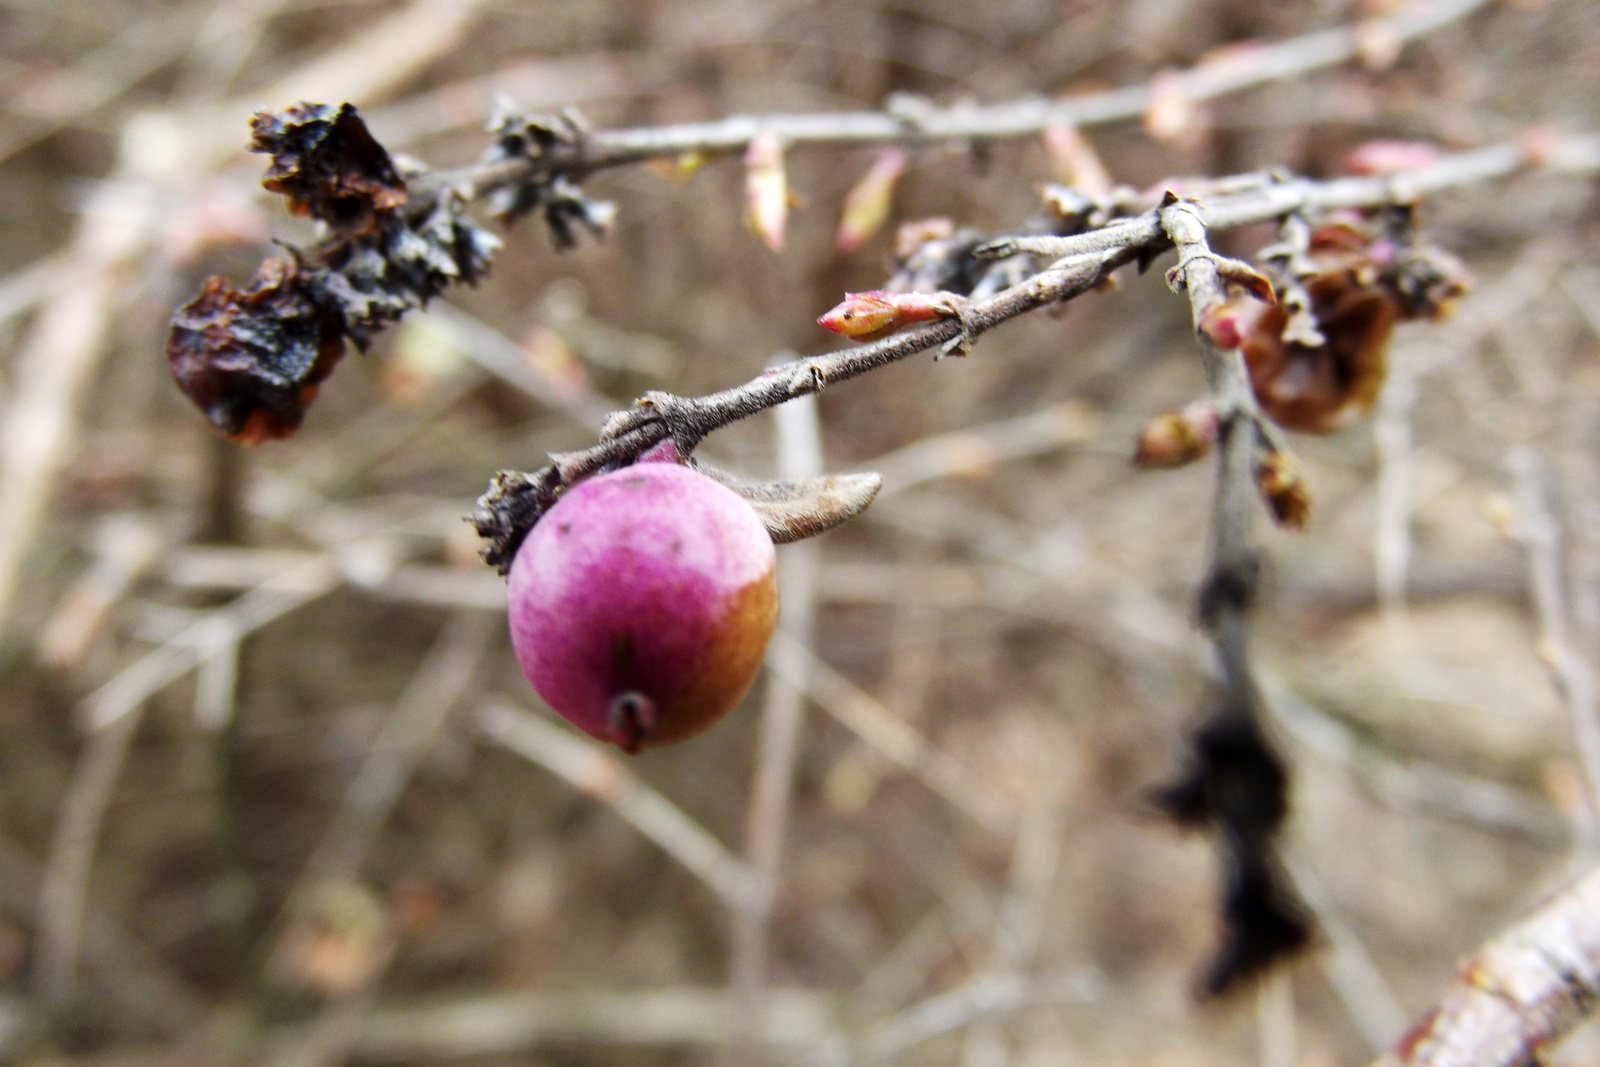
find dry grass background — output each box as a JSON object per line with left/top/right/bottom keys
{"left": 4, "top": 0, "right": 1600, "bottom": 1063}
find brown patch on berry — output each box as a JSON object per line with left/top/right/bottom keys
{"left": 636, "top": 565, "right": 779, "bottom": 748}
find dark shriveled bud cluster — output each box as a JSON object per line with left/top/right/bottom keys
{"left": 167, "top": 102, "right": 502, "bottom": 442}
{"left": 481, "top": 102, "right": 616, "bottom": 246}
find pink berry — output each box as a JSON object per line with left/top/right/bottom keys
{"left": 507, "top": 460, "right": 778, "bottom": 752}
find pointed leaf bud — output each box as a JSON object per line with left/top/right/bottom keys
{"left": 744, "top": 130, "right": 788, "bottom": 252}
{"left": 836, "top": 148, "right": 908, "bottom": 254}
{"left": 1041, "top": 123, "right": 1111, "bottom": 198}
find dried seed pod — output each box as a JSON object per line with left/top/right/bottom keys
{"left": 506, "top": 458, "right": 778, "bottom": 752}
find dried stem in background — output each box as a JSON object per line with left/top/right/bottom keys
{"left": 1511, "top": 448, "right": 1600, "bottom": 848}
{"left": 727, "top": 392, "right": 826, "bottom": 1065}
{"left": 412, "top": 0, "right": 1494, "bottom": 189}
{"left": 478, "top": 699, "right": 766, "bottom": 913}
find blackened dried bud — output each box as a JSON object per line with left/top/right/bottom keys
{"left": 249, "top": 102, "right": 406, "bottom": 236}
{"left": 169, "top": 102, "right": 507, "bottom": 445}
{"left": 1386, "top": 243, "right": 1470, "bottom": 320}
{"left": 1152, "top": 699, "right": 1312, "bottom": 996}
{"left": 473, "top": 467, "right": 561, "bottom": 574}
{"left": 310, "top": 192, "right": 502, "bottom": 349}
{"left": 383, "top": 192, "right": 502, "bottom": 303}
{"left": 167, "top": 257, "right": 346, "bottom": 445}
{"left": 886, "top": 221, "right": 985, "bottom": 294}
{"left": 487, "top": 101, "right": 581, "bottom": 162}
{"left": 482, "top": 101, "right": 587, "bottom": 222}
{"left": 541, "top": 176, "right": 616, "bottom": 250}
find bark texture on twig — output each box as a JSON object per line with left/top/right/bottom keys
{"left": 1374, "top": 865, "right": 1600, "bottom": 1067}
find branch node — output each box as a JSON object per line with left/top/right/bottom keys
{"left": 1198, "top": 552, "right": 1262, "bottom": 627}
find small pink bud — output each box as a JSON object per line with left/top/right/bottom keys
{"left": 507, "top": 463, "right": 778, "bottom": 752}
{"left": 1343, "top": 139, "right": 1440, "bottom": 176}
{"left": 1199, "top": 305, "right": 1246, "bottom": 350}
{"left": 835, "top": 147, "right": 907, "bottom": 254}
{"left": 744, "top": 131, "right": 788, "bottom": 252}
{"left": 1041, "top": 123, "right": 1111, "bottom": 198}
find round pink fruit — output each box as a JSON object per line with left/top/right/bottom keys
{"left": 507, "top": 460, "right": 778, "bottom": 752}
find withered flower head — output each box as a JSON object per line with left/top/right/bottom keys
{"left": 249, "top": 102, "right": 407, "bottom": 235}
{"left": 167, "top": 257, "right": 346, "bottom": 445}
{"left": 1239, "top": 221, "right": 1467, "bottom": 434}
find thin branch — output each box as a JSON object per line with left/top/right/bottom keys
{"left": 0, "top": 832, "right": 205, "bottom": 1033}
{"left": 1261, "top": 675, "right": 1562, "bottom": 844}
{"left": 0, "top": 158, "right": 158, "bottom": 632}
{"left": 35, "top": 709, "right": 142, "bottom": 1010}
{"left": 764, "top": 631, "right": 1015, "bottom": 835}
{"left": 1155, "top": 193, "right": 1311, "bottom": 993}
{"left": 961, "top": 773, "right": 1070, "bottom": 1067}
{"left": 477, "top": 698, "right": 766, "bottom": 914}
{"left": 476, "top": 133, "right": 1600, "bottom": 566}
{"left": 0, "top": 6, "right": 205, "bottom": 165}
{"left": 35, "top": 555, "right": 340, "bottom": 1006}
{"left": 1374, "top": 350, "right": 1418, "bottom": 625}
{"left": 1257, "top": 973, "right": 1297, "bottom": 1067}
{"left": 820, "top": 969, "right": 1101, "bottom": 1067}
{"left": 422, "top": 305, "right": 615, "bottom": 431}
{"left": 348, "top": 986, "right": 841, "bottom": 1058}
{"left": 1372, "top": 863, "right": 1600, "bottom": 1067}
{"left": 418, "top": 0, "right": 1493, "bottom": 196}
{"left": 1161, "top": 192, "right": 1269, "bottom": 702}
{"left": 297, "top": 611, "right": 492, "bottom": 882}
{"left": 1510, "top": 447, "right": 1600, "bottom": 849}
{"left": 82, "top": 556, "right": 341, "bottom": 731}
{"left": 869, "top": 400, "right": 1102, "bottom": 501}
{"left": 1284, "top": 856, "right": 1410, "bottom": 1053}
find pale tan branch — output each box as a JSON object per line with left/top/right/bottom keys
{"left": 1373, "top": 865, "right": 1600, "bottom": 1067}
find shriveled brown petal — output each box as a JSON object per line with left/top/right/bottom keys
{"left": 249, "top": 102, "right": 407, "bottom": 236}
{"left": 166, "top": 258, "right": 346, "bottom": 444}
